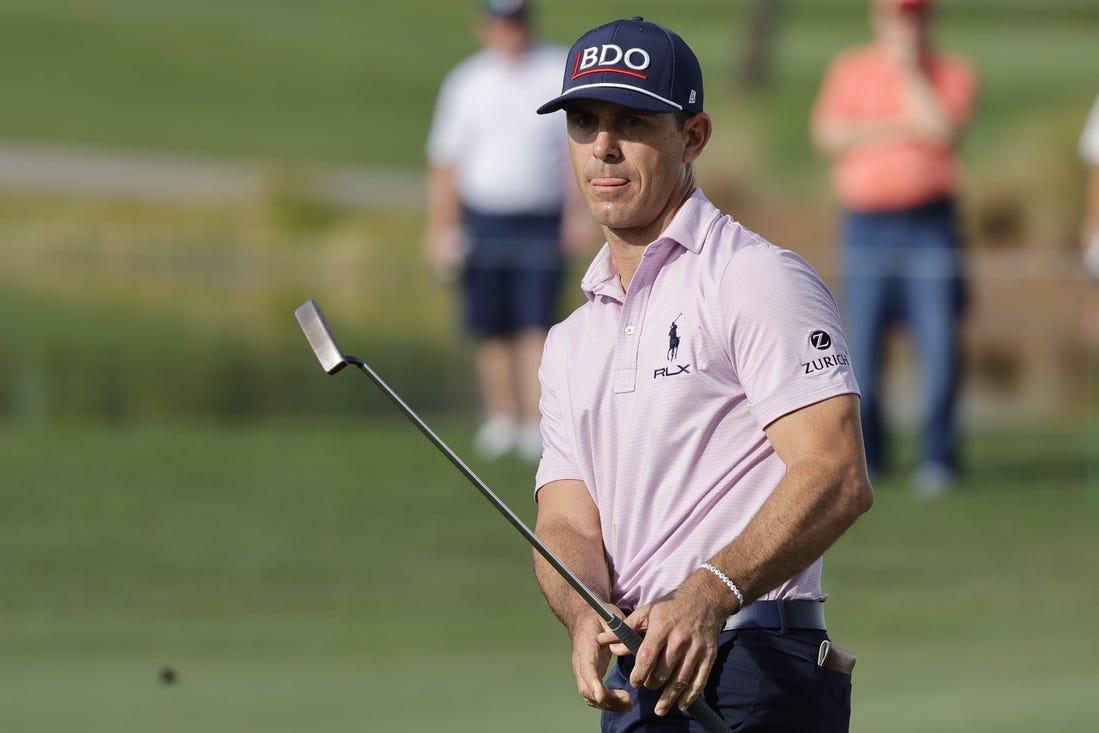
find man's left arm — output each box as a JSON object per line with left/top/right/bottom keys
{"left": 612, "top": 393, "right": 873, "bottom": 716}
{"left": 706, "top": 393, "right": 874, "bottom": 603}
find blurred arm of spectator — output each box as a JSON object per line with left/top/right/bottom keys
{"left": 1080, "top": 93, "right": 1099, "bottom": 258}
{"left": 1085, "top": 161, "right": 1099, "bottom": 254}
{"left": 423, "top": 163, "right": 465, "bottom": 282}
{"left": 881, "top": 8, "right": 955, "bottom": 144}
{"left": 811, "top": 100, "right": 910, "bottom": 158}
{"left": 559, "top": 171, "right": 600, "bottom": 259}
{"left": 427, "top": 157, "right": 597, "bottom": 274}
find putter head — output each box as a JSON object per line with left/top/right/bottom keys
{"left": 294, "top": 299, "right": 352, "bottom": 374}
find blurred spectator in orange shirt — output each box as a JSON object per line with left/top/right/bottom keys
{"left": 812, "top": 0, "right": 978, "bottom": 496}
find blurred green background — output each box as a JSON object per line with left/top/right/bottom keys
{"left": 1, "top": 1, "right": 1096, "bottom": 731}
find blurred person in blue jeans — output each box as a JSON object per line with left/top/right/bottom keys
{"left": 423, "top": 0, "right": 593, "bottom": 462}
{"left": 811, "top": 0, "right": 978, "bottom": 495}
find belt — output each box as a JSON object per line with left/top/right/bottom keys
{"left": 721, "top": 600, "right": 826, "bottom": 632}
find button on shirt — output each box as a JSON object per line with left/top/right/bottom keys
{"left": 535, "top": 190, "right": 860, "bottom": 611}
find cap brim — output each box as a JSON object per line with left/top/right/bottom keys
{"left": 537, "top": 85, "right": 682, "bottom": 115}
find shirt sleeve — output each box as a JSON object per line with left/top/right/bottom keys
{"left": 721, "top": 242, "right": 860, "bottom": 430}
{"left": 533, "top": 324, "right": 584, "bottom": 498}
{"left": 425, "top": 67, "right": 467, "bottom": 166}
{"left": 810, "top": 52, "right": 856, "bottom": 124}
{"left": 937, "top": 55, "right": 979, "bottom": 128}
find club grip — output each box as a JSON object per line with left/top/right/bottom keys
{"left": 684, "top": 697, "right": 733, "bottom": 733}
{"left": 605, "top": 615, "right": 643, "bottom": 655}
{"left": 604, "top": 617, "right": 732, "bottom": 733}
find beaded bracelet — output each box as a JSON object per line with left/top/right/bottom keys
{"left": 700, "top": 562, "right": 745, "bottom": 612}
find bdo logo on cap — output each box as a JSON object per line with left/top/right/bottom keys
{"left": 537, "top": 17, "right": 704, "bottom": 116}
{"left": 573, "top": 44, "right": 652, "bottom": 79}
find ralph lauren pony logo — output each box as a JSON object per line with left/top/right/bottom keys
{"left": 654, "top": 314, "right": 690, "bottom": 380}
{"left": 667, "top": 313, "right": 682, "bottom": 360}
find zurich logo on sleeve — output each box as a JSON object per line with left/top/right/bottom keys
{"left": 803, "top": 329, "right": 850, "bottom": 374}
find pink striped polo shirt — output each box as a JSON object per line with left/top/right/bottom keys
{"left": 535, "top": 190, "right": 859, "bottom": 610}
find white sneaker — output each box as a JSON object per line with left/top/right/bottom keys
{"left": 473, "top": 415, "right": 517, "bottom": 461}
{"left": 911, "top": 463, "right": 955, "bottom": 498}
{"left": 516, "top": 422, "right": 543, "bottom": 463}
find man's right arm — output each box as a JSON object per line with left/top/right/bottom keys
{"left": 533, "top": 479, "right": 609, "bottom": 623}
{"left": 534, "top": 479, "right": 632, "bottom": 712}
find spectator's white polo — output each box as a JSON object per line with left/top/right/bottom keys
{"left": 426, "top": 45, "right": 569, "bottom": 215}
{"left": 535, "top": 190, "right": 859, "bottom": 610}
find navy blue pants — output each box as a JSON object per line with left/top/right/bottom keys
{"left": 460, "top": 208, "right": 565, "bottom": 338}
{"left": 602, "top": 629, "right": 851, "bottom": 732}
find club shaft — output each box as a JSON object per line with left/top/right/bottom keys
{"left": 354, "top": 361, "right": 612, "bottom": 622}
{"left": 353, "top": 360, "right": 733, "bottom": 733}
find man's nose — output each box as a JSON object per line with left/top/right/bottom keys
{"left": 592, "top": 128, "right": 621, "bottom": 162}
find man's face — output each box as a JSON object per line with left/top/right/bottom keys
{"left": 564, "top": 100, "right": 708, "bottom": 242}
{"left": 871, "top": 0, "right": 927, "bottom": 52}
{"left": 479, "top": 15, "right": 529, "bottom": 57}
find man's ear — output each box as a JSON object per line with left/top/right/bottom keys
{"left": 683, "top": 113, "right": 713, "bottom": 163}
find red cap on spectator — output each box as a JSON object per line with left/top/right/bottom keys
{"left": 895, "top": 0, "right": 932, "bottom": 13}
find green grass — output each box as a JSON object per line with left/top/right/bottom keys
{"left": 0, "top": 0, "right": 1095, "bottom": 183}
{"left": 1, "top": 419, "right": 1095, "bottom": 731}
{"left": 1, "top": 2, "right": 1096, "bottom": 728}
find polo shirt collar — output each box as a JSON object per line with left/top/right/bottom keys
{"left": 580, "top": 188, "right": 720, "bottom": 302}
{"left": 660, "top": 188, "right": 718, "bottom": 253}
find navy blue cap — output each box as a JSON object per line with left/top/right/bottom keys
{"left": 537, "top": 17, "right": 703, "bottom": 115}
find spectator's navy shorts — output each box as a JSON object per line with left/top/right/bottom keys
{"left": 460, "top": 208, "right": 565, "bottom": 338}
{"left": 602, "top": 629, "right": 852, "bottom": 732}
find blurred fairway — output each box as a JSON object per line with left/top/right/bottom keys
{"left": 1, "top": 0, "right": 1095, "bottom": 184}
{"left": 2, "top": 0, "right": 1098, "bottom": 730}
{"left": 1, "top": 418, "right": 1095, "bottom": 732}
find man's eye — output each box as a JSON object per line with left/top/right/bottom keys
{"left": 625, "top": 116, "right": 646, "bottom": 127}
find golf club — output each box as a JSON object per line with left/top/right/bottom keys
{"left": 294, "top": 299, "right": 732, "bottom": 733}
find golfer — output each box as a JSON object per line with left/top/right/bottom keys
{"left": 532, "top": 17, "right": 874, "bottom": 732}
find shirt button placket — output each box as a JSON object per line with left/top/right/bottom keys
{"left": 614, "top": 299, "right": 642, "bottom": 394}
